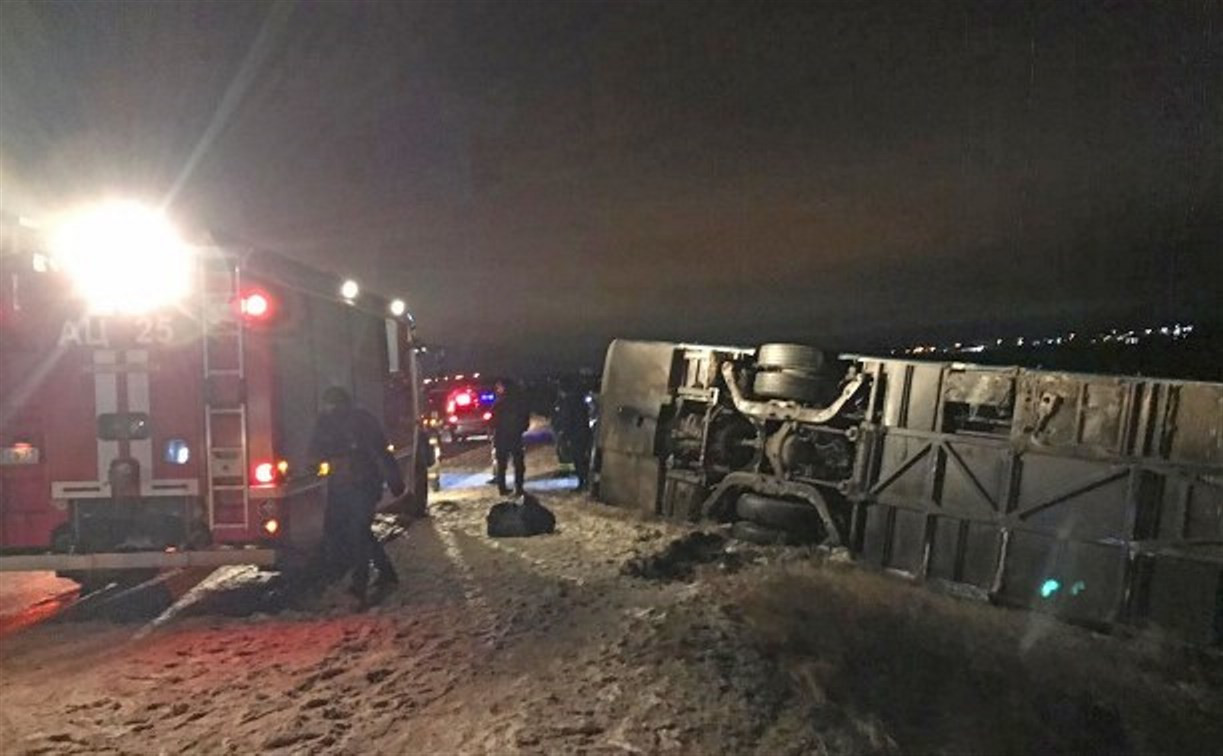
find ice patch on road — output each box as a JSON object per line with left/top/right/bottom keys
{"left": 440, "top": 472, "right": 579, "bottom": 492}
{"left": 441, "top": 472, "right": 493, "bottom": 490}
{"left": 523, "top": 475, "right": 579, "bottom": 492}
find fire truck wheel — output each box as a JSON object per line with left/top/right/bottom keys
{"left": 735, "top": 493, "right": 823, "bottom": 539}
{"left": 51, "top": 523, "right": 75, "bottom": 553}
{"left": 51, "top": 525, "right": 90, "bottom": 589}
{"left": 187, "top": 521, "right": 213, "bottom": 549}
{"left": 756, "top": 343, "right": 826, "bottom": 373}
{"left": 731, "top": 520, "right": 807, "bottom": 546}
{"left": 752, "top": 370, "right": 823, "bottom": 403}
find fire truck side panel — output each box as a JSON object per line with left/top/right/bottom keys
{"left": 351, "top": 309, "right": 389, "bottom": 422}
{"left": 1, "top": 250, "right": 57, "bottom": 547}
{"left": 269, "top": 289, "right": 322, "bottom": 480}
{"left": 0, "top": 397, "right": 56, "bottom": 549}
{"left": 40, "top": 348, "right": 90, "bottom": 488}
{"left": 147, "top": 340, "right": 205, "bottom": 484}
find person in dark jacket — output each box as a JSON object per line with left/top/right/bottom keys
{"left": 490, "top": 378, "right": 530, "bottom": 496}
{"left": 554, "top": 382, "right": 593, "bottom": 490}
{"left": 309, "top": 386, "right": 405, "bottom": 603}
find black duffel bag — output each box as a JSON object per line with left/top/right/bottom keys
{"left": 487, "top": 493, "right": 556, "bottom": 538}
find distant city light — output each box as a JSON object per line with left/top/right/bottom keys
{"left": 340, "top": 279, "right": 359, "bottom": 300}
{"left": 389, "top": 298, "right": 406, "bottom": 317}
{"left": 897, "top": 322, "right": 1196, "bottom": 358}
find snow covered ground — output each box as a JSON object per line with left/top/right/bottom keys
{"left": 1, "top": 443, "right": 1220, "bottom": 754}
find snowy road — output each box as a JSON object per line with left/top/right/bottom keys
{"left": 1, "top": 444, "right": 1220, "bottom": 754}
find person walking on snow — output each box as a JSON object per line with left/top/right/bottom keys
{"left": 308, "top": 386, "right": 405, "bottom": 604}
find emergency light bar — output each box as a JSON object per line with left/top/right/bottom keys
{"left": 48, "top": 200, "right": 192, "bottom": 314}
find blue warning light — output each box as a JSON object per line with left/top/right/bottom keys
{"left": 1040, "top": 579, "right": 1061, "bottom": 599}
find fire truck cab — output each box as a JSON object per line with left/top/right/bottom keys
{"left": 0, "top": 205, "right": 427, "bottom": 579}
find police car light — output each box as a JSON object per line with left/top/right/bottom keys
{"left": 48, "top": 200, "right": 192, "bottom": 314}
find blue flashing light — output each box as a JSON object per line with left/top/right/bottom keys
{"left": 165, "top": 439, "right": 190, "bottom": 465}
{"left": 1040, "top": 579, "right": 1061, "bottom": 599}
{"left": 479, "top": 392, "right": 496, "bottom": 404}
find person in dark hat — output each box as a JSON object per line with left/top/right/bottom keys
{"left": 309, "top": 386, "right": 405, "bottom": 604}
{"left": 490, "top": 378, "right": 530, "bottom": 496}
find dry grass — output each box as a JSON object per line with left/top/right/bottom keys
{"left": 728, "top": 560, "right": 1223, "bottom": 755}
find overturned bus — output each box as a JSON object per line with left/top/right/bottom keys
{"left": 593, "top": 340, "right": 1223, "bottom": 646}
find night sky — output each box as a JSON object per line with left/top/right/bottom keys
{"left": 2, "top": 1, "right": 1219, "bottom": 374}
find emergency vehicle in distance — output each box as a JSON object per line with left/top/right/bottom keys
{"left": 423, "top": 376, "right": 496, "bottom": 443}
{"left": 0, "top": 202, "right": 428, "bottom": 583}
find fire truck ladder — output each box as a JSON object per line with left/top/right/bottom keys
{"left": 201, "top": 252, "right": 250, "bottom": 530}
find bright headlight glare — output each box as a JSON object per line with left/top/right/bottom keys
{"left": 49, "top": 201, "right": 192, "bottom": 314}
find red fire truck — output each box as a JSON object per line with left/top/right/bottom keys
{"left": 0, "top": 203, "right": 428, "bottom": 582}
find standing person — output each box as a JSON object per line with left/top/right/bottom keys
{"left": 490, "top": 378, "right": 530, "bottom": 496}
{"left": 555, "top": 381, "right": 594, "bottom": 491}
{"left": 309, "top": 386, "right": 405, "bottom": 604}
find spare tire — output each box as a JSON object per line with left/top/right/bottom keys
{"left": 732, "top": 520, "right": 807, "bottom": 546}
{"left": 736, "top": 493, "right": 823, "bottom": 535}
{"left": 756, "top": 343, "right": 825, "bottom": 373}
{"left": 753, "top": 370, "right": 823, "bottom": 403}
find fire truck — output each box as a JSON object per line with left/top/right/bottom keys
{"left": 0, "top": 203, "right": 428, "bottom": 582}
{"left": 595, "top": 340, "right": 1223, "bottom": 646}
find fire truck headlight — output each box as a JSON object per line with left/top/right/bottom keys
{"left": 49, "top": 201, "right": 192, "bottom": 314}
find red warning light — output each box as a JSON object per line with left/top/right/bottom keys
{"left": 252, "top": 462, "right": 276, "bottom": 485}
{"left": 240, "top": 290, "right": 273, "bottom": 320}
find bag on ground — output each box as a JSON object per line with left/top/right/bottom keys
{"left": 487, "top": 493, "right": 556, "bottom": 538}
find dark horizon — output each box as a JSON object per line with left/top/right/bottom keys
{"left": 2, "top": 1, "right": 1219, "bottom": 375}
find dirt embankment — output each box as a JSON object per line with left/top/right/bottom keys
{"left": 2, "top": 446, "right": 1220, "bottom": 754}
